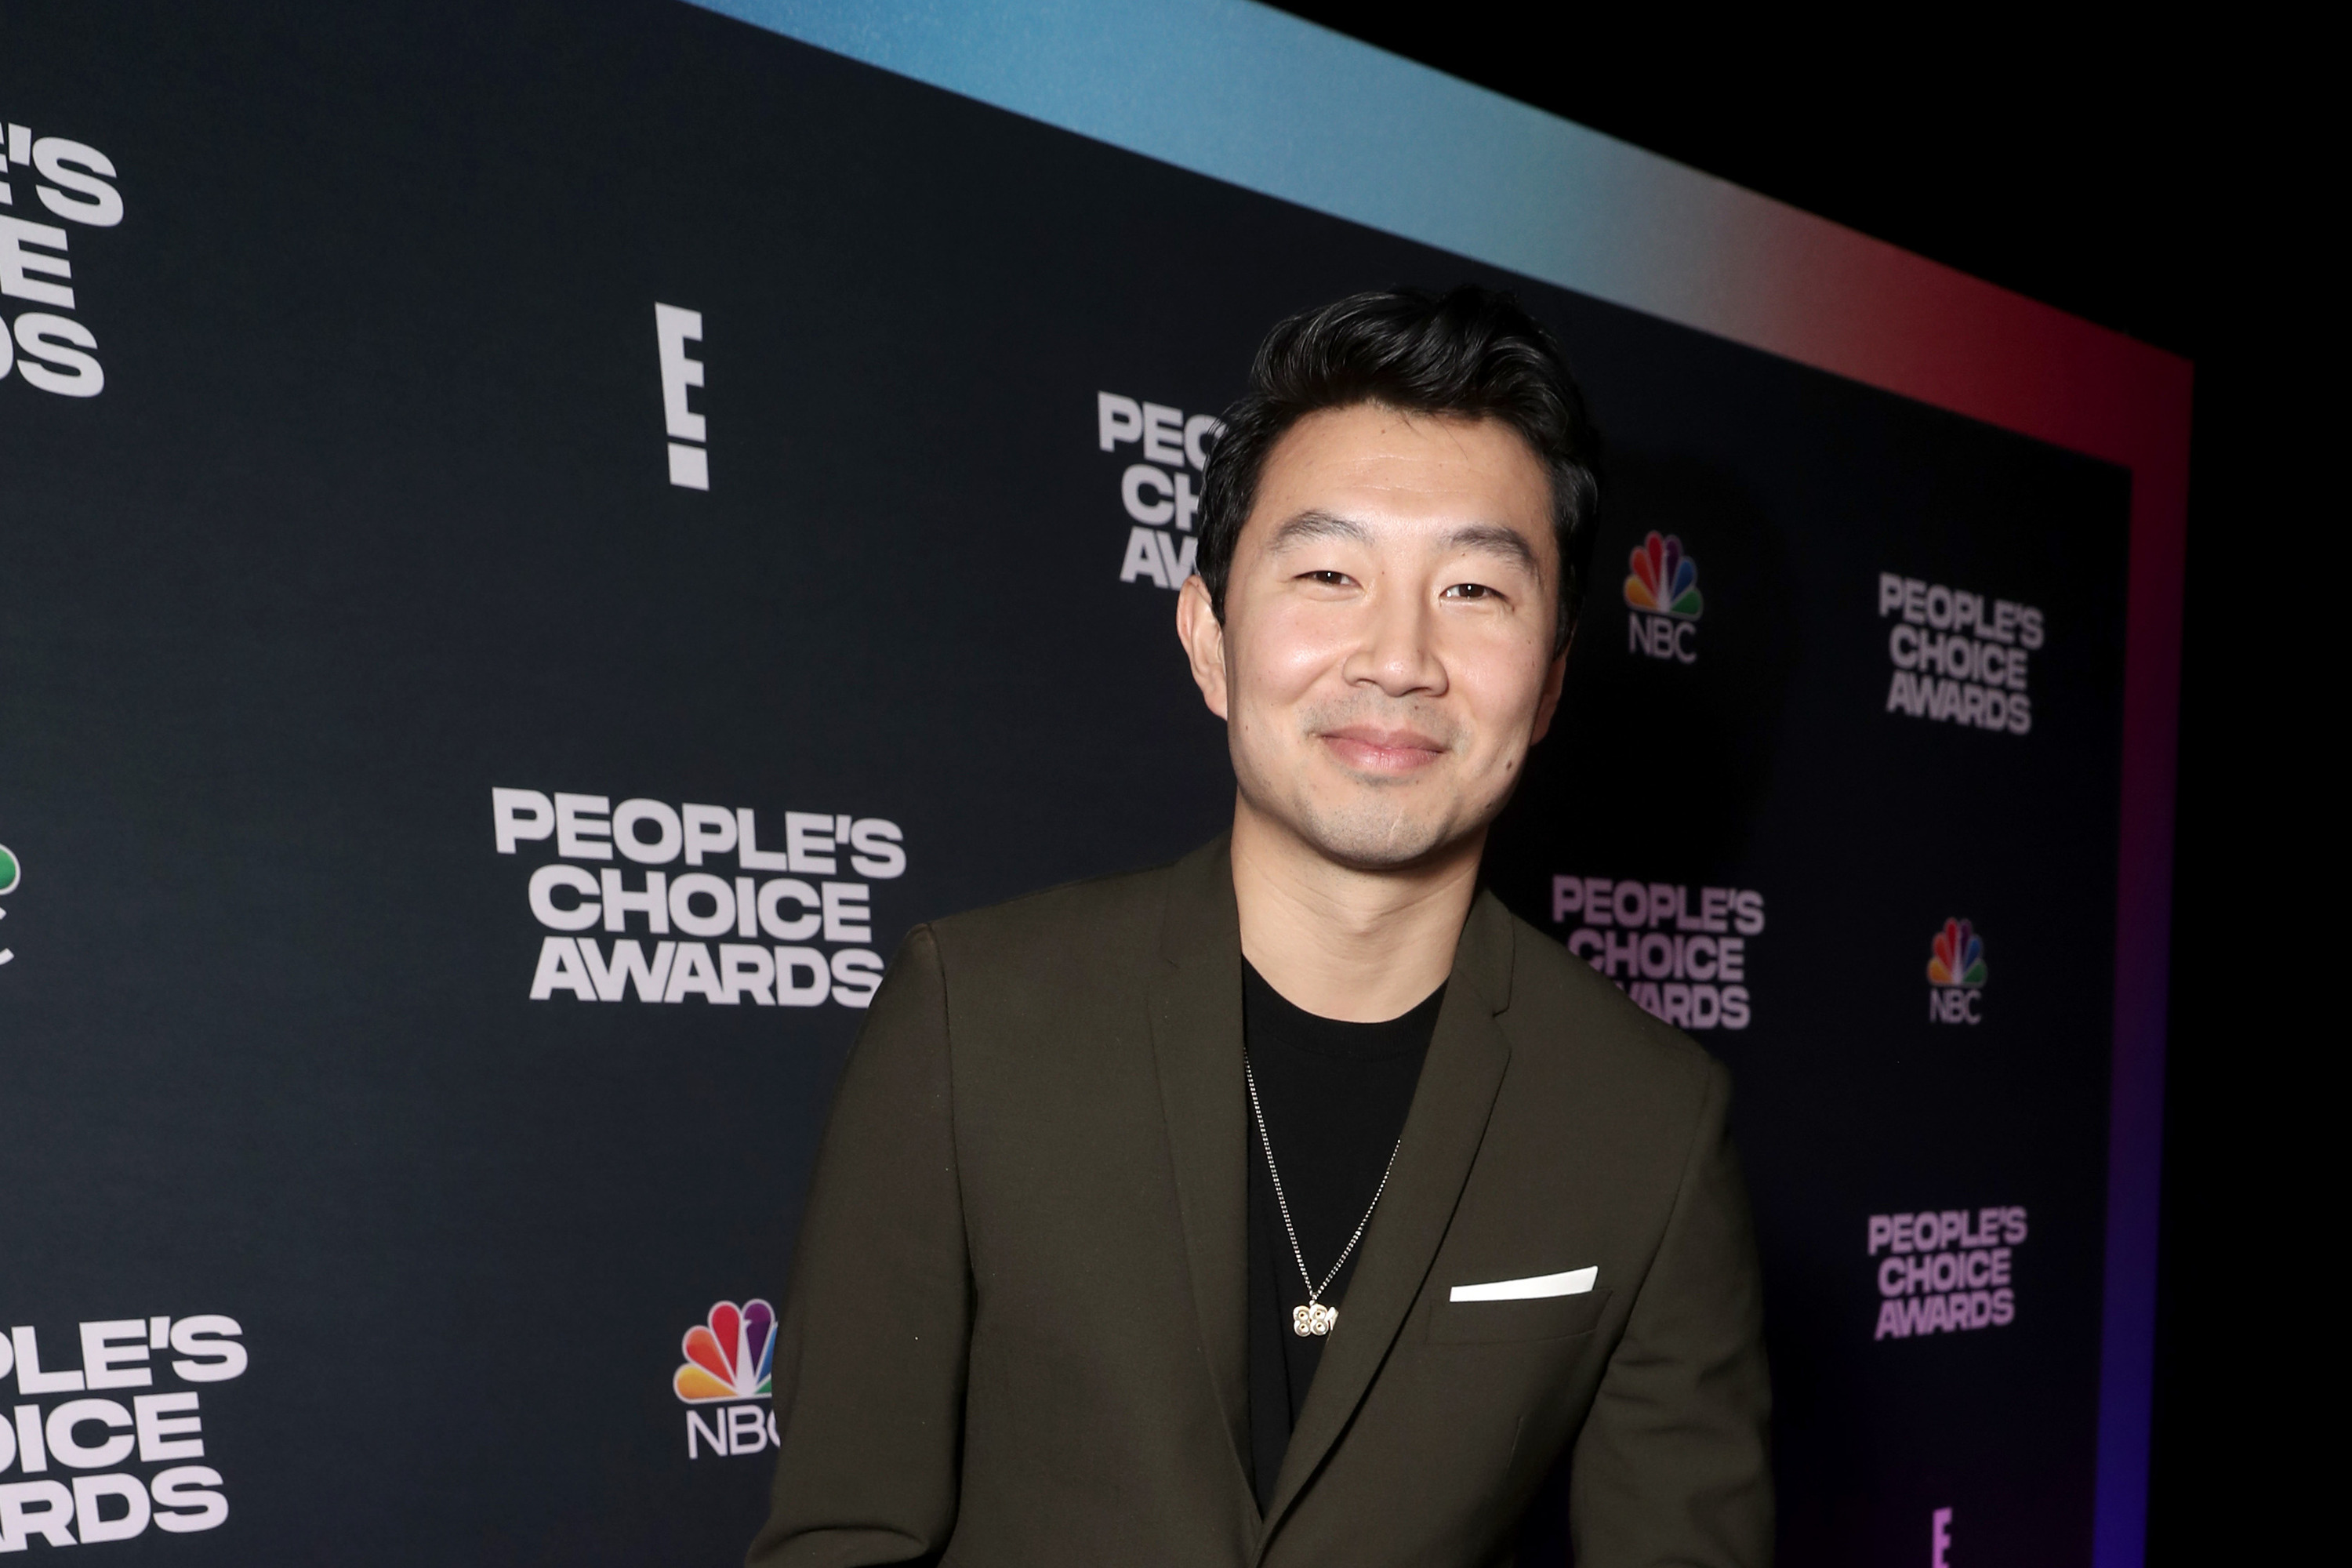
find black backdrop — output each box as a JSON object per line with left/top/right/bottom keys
{"left": 3, "top": 3, "right": 2129, "bottom": 1562}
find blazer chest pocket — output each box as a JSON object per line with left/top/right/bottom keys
{"left": 1428, "top": 1287, "right": 1612, "bottom": 1345}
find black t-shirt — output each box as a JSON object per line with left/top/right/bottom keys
{"left": 1243, "top": 960, "right": 1443, "bottom": 1510}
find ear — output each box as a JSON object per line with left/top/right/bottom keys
{"left": 1176, "top": 572, "right": 1230, "bottom": 720}
{"left": 1530, "top": 641, "right": 1569, "bottom": 742}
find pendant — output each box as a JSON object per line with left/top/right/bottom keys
{"left": 1291, "top": 1301, "right": 1338, "bottom": 1337}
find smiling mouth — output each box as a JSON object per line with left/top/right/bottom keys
{"left": 1319, "top": 725, "right": 1449, "bottom": 775}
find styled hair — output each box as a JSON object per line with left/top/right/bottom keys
{"left": 1196, "top": 285, "right": 1601, "bottom": 651}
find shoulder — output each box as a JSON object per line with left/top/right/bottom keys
{"left": 913, "top": 858, "right": 1174, "bottom": 999}
{"left": 1496, "top": 902, "right": 1727, "bottom": 1109}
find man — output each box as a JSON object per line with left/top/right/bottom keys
{"left": 750, "top": 287, "right": 1772, "bottom": 1566}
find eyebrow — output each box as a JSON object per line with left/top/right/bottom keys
{"left": 1438, "top": 523, "right": 1544, "bottom": 576}
{"left": 1265, "top": 510, "right": 1373, "bottom": 551}
{"left": 1265, "top": 510, "right": 1541, "bottom": 572}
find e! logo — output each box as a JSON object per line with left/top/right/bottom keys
{"left": 655, "top": 303, "right": 708, "bottom": 490}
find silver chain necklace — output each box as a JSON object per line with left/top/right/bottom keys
{"left": 1244, "top": 1052, "right": 1403, "bottom": 1338}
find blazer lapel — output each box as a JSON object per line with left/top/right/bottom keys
{"left": 1146, "top": 837, "right": 1253, "bottom": 1485}
{"left": 1262, "top": 890, "right": 1518, "bottom": 1533}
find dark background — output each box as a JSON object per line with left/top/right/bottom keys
{"left": 0, "top": 1, "right": 2246, "bottom": 1560}
{"left": 1267, "top": 9, "right": 2294, "bottom": 1558}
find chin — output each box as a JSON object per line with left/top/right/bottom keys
{"left": 1290, "top": 801, "right": 1467, "bottom": 872}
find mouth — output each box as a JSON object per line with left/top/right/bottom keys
{"left": 1318, "top": 724, "right": 1450, "bottom": 775}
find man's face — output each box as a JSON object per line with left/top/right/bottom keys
{"left": 1179, "top": 401, "right": 1568, "bottom": 871}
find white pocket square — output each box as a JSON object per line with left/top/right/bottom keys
{"left": 1449, "top": 1267, "right": 1598, "bottom": 1302}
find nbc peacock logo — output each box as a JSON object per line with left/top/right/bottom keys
{"left": 1926, "top": 918, "right": 1987, "bottom": 1024}
{"left": 1624, "top": 531, "right": 1703, "bottom": 618}
{"left": 673, "top": 1299, "right": 779, "bottom": 1460}
{"left": 1622, "top": 531, "right": 1704, "bottom": 662}
{"left": 675, "top": 1298, "right": 773, "bottom": 1402}
{"left": 1928, "top": 918, "right": 1986, "bottom": 986}
{"left": 0, "top": 840, "right": 19, "bottom": 967}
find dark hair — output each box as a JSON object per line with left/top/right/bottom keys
{"left": 1196, "top": 285, "right": 1600, "bottom": 651}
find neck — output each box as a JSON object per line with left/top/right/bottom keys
{"left": 1229, "top": 793, "right": 1483, "bottom": 1023}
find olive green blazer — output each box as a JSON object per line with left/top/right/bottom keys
{"left": 749, "top": 837, "right": 1771, "bottom": 1567}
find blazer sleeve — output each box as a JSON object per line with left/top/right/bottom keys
{"left": 1569, "top": 1056, "right": 1775, "bottom": 1567}
{"left": 749, "top": 927, "right": 969, "bottom": 1568}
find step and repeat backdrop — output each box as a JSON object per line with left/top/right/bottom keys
{"left": 2, "top": 2, "right": 2129, "bottom": 1563}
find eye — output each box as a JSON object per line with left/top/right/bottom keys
{"left": 1443, "top": 582, "right": 1499, "bottom": 601}
{"left": 1301, "top": 569, "right": 1355, "bottom": 586}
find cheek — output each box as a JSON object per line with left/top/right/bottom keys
{"left": 1454, "top": 643, "right": 1555, "bottom": 745}
{"left": 1233, "top": 604, "right": 1349, "bottom": 705}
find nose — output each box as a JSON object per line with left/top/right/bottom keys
{"left": 1341, "top": 579, "right": 1447, "bottom": 699}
